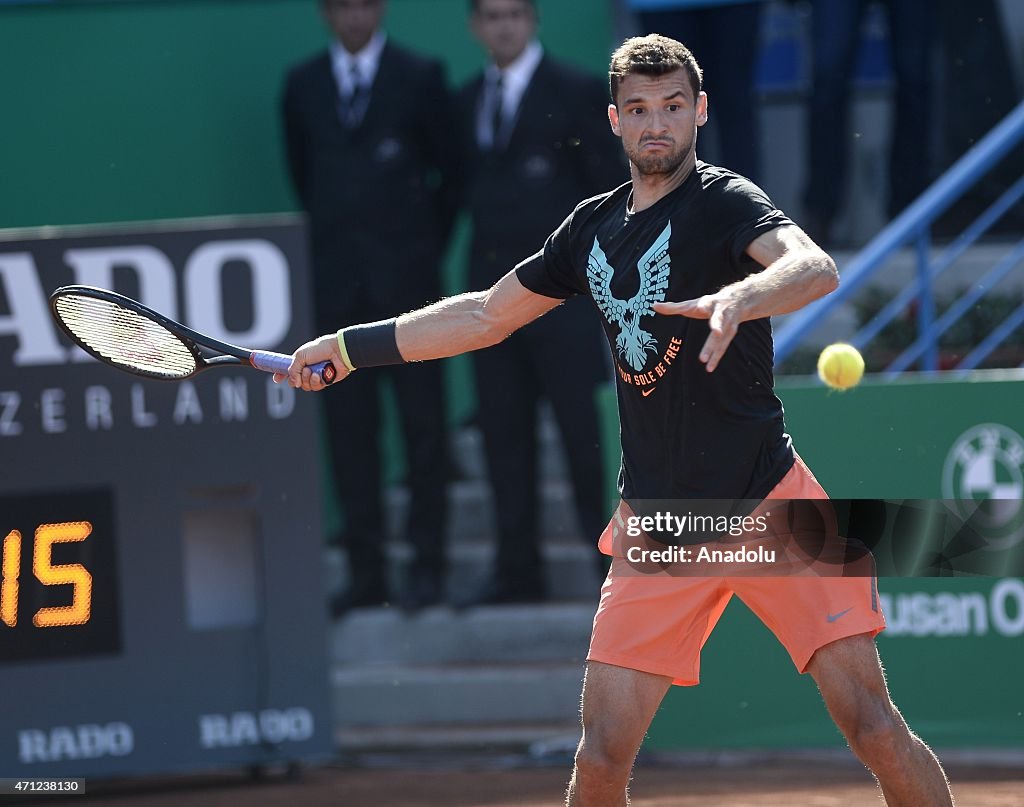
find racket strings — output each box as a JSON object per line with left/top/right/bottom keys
{"left": 54, "top": 295, "right": 198, "bottom": 378}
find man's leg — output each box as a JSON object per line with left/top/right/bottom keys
{"left": 803, "top": 0, "right": 868, "bottom": 243}
{"left": 566, "top": 661, "right": 672, "bottom": 807}
{"left": 885, "top": 0, "right": 933, "bottom": 217}
{"left": 808, "top": 633, "right": 955, "bottom": 806}
{"left": 322, "top": 364, "right": 388, "bottom": 612}
{"left": 469, "top": 336, "right": 544, "bottom": 601}
{"left": 391, "top": 360, "right": 449, "bottom": 607}
{"left": 529, "top": 301, "right": 609, "bottom": 566}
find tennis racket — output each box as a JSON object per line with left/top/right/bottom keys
{"left": 49, "top": 285, "right": 336, "bottom": 384}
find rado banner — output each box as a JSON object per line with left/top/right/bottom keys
{"left": 0, "top": 219, "right": 316, "bottom": 442}
{"left": 0, "top": 217, "right": 334, "bottom": 779}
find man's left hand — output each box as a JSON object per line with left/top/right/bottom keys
{"left": 653, "top": 293, "right": 744, "bottom": 373}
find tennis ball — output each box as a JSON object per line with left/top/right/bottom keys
{"left": 817, "top": 343, "right": 864, "bottom": 390}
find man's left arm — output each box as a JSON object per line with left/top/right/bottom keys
{"left": 653, "top": 224, "right": 838, "bottom": 372}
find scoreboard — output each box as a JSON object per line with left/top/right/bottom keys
{"left": 0, "top": 217, "right": 333, "bottom": 778}
{"left": 1, "top": 490, "right": 119, "bottom": 664}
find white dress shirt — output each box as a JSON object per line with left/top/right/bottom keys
{"left": 477, "top": 40, "right": 544, "bottom": 148}
{"left": 330, "top": 31, "right": 387, "bottom": 98}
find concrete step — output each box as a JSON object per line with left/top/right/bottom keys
{"left": 329, "top": 603, "right": 595, "bottom": 666}
{"left": 335, "top": 721, "right": 581, "bottom": 756}
{"left": 328, "top": 605, "right": 596, "bottom": 734}
{"left": 331, "top": 661, "right": 586, "bottom": 728}
{"left": 833, "top": 241, "right": 1024, "bottom": 295}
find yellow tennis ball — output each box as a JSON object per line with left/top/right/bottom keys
{"left": 817, "top": 343, "right": 864, "bottom": 390}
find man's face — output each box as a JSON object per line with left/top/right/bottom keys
{"left": 608, "top": 69, "right": 707, "bottom": 177}
{"left": 471, "top": 0, "right": 536, "bottom": 69}
{"left": 322, "top": 0, "right": 386, "bottom": 53}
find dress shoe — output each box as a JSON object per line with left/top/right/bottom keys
{"left": 329, "top": 581, "right": 388, "bottom": 619}
{"left": 452, "top": 574, "right": 546, "bottom": 609}
{"left": 397, "top": 569, "right": 445, "bottom": 613}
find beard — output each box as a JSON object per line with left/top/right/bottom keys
{"left": 624, "top": 134, "right": 692, "bottom": 177}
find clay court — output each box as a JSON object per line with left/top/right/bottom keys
{"left": 71, "top": 756, "right": 1024, "bottom": 806}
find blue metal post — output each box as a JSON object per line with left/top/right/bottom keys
{"left": 916, "top": 230, "right": 937, "bottom": 371}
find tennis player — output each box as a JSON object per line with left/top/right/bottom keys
{"left": 283, "top": 34, "right": 955, "bottom": 807}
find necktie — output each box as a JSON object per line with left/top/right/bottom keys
{"left": 489, "top": 73, "right": 505, "bottom": 150}
{"left": 342, "top": 63, "right": 368, "bottom": 129}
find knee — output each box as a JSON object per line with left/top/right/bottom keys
{"left": 843, "top": 702, "right": 913, "bottom": 767}
{"left": 574, "top": 732, "right": 636, "bottom": 785}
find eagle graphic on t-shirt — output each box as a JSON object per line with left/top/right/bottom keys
{"left": 587, "top": 223, "right": 672, "bottom": 371}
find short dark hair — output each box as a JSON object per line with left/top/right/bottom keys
{"left": 608, "top": 34, "right": 703, "bottom": 105}
{"left": 468, "top": 0, "right": 536, "bottom": 12}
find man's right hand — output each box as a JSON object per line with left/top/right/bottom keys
{"left": 276, "top": 333, "right": 351, "bottom": 391}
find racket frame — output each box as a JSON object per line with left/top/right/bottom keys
{"left": 49, "top": 285, "right": 331, "bottom": 382}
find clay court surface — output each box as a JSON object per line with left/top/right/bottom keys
{"left": 65, "top": 758, "right": 1024, "bottom": 806}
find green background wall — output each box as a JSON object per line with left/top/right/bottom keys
{"left": 0, "top": 0, "right": 613, "bottom": 229}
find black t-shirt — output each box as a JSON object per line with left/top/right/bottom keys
{"left": 516, "top": 161, "right": 796, "bottom": 501}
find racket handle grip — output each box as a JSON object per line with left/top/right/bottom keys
{"left": 250, "top": 351, "right": 337, "bottom": 385}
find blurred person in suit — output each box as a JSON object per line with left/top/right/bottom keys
{"left": 627, "top": 0, "right": 765, "bottom": 185}
{"left": 803, "top": 0, "right": 932, "bottom": 246}
{"left": 281, "top": 0, "right": 459, "bottom": 614}
{"left": 455, "top": 0, "right": 625, "bottom": 606}
{"left": 934, "top": 0, "right": 1024, "bottom": 235}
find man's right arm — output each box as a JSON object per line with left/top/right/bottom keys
{"left": 284, "top": 270, "right": 563, "bottom": 390}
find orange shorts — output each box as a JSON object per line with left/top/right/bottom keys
{"left": 587, "top": 455, "right": 886, "bottom": 684}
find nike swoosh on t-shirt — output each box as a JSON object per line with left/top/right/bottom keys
{"left": 641, "top": 387, "right": 656, "bottom": 397}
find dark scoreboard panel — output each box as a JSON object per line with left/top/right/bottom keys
{"left": 1, "top": 490, "right": 120, "bottom": 662}
{"left": 0, "top": 218, "right": 333, "bottom": 778}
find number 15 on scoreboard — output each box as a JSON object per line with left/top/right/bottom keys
{"left": 0, "top": 491, "right": 120, "bottom": 664}
{"left": 2, "top": 522, "right": 93, "bottom": 628}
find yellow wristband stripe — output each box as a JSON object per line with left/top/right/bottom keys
{"left": 336, "top": 329, "right": 356, "bottom": 372}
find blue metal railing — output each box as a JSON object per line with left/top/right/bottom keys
{"left": 851, "top": 174, "right": 1024, "bottom": 352}
{"left": 774, "top": 99, "right": 1024, "bottom": 373}
{"left": 884, "top": 239, "right": 1024, "bottom": 375}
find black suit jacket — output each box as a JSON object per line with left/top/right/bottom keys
{"left": 282, "top": 41, "right": 459, "bottom": 321}
{"left": 459, "top": 54, "right": 626, "bottom": 288}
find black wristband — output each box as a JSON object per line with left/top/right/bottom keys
{"left": 340, "top": 319, "right": 404, "bottom": 368}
